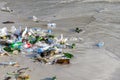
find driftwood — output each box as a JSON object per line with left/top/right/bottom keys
{"left": 2, "top": 21, "right": 15, "bottom": 24}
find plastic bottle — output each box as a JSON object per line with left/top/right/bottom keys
{"left": 52, "top": 76, "right": 57, "bottom": 80}
{"left": 22, "top": 27, "right": 28, "bottom": 38}
{"left": 10, "top": 42, "right": 22, "bottom": 49}
{"left": 47, "top": 29, "right": 52, "bottom": 34}
{"left": 0, "top": 62, "right": 17, "bottom": 66}
{"left": 18, "top": 36, "right": 22, "bottom": 42}
{"left": 36, "top": 45, "right": 50, "bottom": 54}
{"left": 96, "top": 42, "right": 104, "bottom": 48}
{"left": 26, "top": 48, "right": 33, "bottom": 53}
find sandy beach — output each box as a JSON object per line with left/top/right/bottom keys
{"left": 0, "top": 0, "right": 120, "bottom": 80}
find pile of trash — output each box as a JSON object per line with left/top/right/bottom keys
{"left": 0, "top": 26, "right": 75, "bottom": 65}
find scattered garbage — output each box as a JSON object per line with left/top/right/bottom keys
{"left": 0, "top": 26, "right": 76, "bottom": 79}
{"left": 0, "top": 27, "right": 74, "bottom": 65}
{"left": 1, "top": 7, "right": 13, "bottom": 12}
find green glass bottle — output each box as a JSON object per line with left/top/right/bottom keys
{"left": 52, "top": 76, "right": 57, "bottom": 80}
{"left": 10, "top": 42, "right": 22, "bottom": 50}
{"left": 4, "top": 46, "right": 13, "bottom": 52}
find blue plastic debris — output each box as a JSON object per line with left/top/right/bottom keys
{"left": 47, "top": 29, "right": 52, "bottom": 34}
{"left": 96, "top": 42, "right": 104, "bottom": 48}
{"left": 37, "top": 48, "right": 44, "bottom": 54}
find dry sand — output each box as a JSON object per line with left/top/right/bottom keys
{"left": 0, "top": 0, "right": 120, "bottom": 80}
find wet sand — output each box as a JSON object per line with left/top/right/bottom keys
{"left": 0, "top": 0, "right": 120, "bottom": 80}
